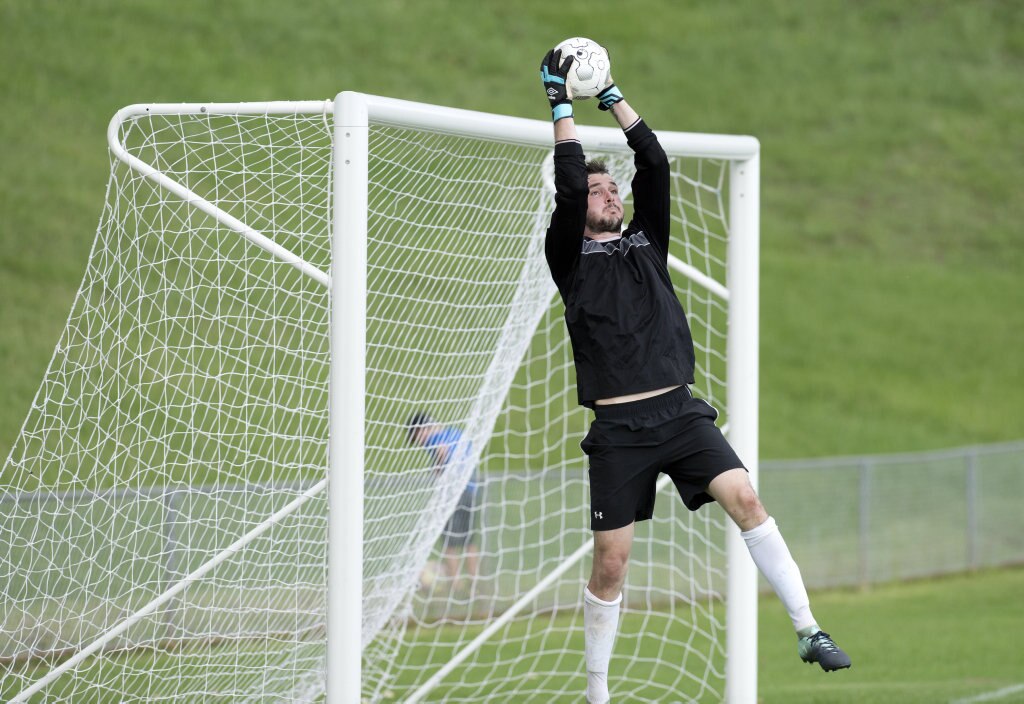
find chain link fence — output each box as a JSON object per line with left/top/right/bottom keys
{"left": 759, "top": 440, "right": 1024, "bottom": 589}
{"left": 2, "top": 439, "right": 1021, "bottom": 663}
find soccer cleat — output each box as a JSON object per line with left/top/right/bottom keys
{"left": 798, "top": 630, "right": 851, "bottom": 671}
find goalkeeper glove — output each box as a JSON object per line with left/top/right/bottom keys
{"left": 540, "top": 48, "right": 574, "bottom": 122}
{"left": 596, "top": 83, "right": 624, "bottom": 111}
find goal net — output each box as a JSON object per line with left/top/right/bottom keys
{"left": 0, "top": 94, "right": 759, "bottom": 703}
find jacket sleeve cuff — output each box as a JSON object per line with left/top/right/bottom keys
{"left": 624, "top": 118, "right": 654, "bottom": 147}
{"left": 554, "top": 139, "right": 583, "bottom": 157}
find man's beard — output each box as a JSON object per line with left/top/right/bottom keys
{"left": 587, "top": 211, "right": 623, "bottom": 235}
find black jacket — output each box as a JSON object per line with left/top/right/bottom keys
{"left": 544, "top": 119, "right": 696, "bottom": 407}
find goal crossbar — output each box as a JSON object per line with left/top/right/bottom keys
{"left": 108, "top": 102, "right": 334, "bottom": 289}
{"left": 106, "top": 98, "right": 748, "bottom": 300}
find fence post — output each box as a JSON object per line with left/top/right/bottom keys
{"left": 965, "top": 450, "right": 978, "bottom": 572}
{"left": 163, "top": 489, "right": 183, "bottom": 641}
{"left": 858, "top": 459, "right": 872, "bottom": 588}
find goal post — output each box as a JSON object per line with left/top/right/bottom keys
{"left": 331, "top": 92, "right": 369, "bottom": 704}
{"left": 724, "top": 153, "right": 761, "bottom": 704}
{"left": 0, "top": 92, "right": 759, "bottom": 703}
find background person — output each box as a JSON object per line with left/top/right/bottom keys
{"left": 406, "top": 411, "right": 481, "bottom": 593}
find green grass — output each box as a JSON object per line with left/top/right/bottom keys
{"left": 415, "top": 567, "right": 1024, "bottom": 703}
{"left": 758, "top": 567, "right": 1024, "bottom": 703}
{"left": 6, "top": 567, "right": 1022, "bottom": 703}
{"left": 1, "top": 0, "right": 1022, "bottom": 462}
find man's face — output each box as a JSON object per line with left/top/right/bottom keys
{"left": 409, "top": 425, "right": 430, "bottom": 447}
{"left": 586, "top": 173, "right": 623, "bottom": 235}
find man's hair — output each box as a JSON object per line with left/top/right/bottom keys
{"left": 405, "top": 411, "right": 434, "bottom": 444}
{"left": 585, "top": 159, "right": 609, "bottom": 176}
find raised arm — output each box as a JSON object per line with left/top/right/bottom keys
{"left": 605, "top": 99, "right": 640, "bottom": 132}
{"left": 597, "top": 82, "right": 672, "bottom": 257}
{"left": 541, "top": 49, "right": 589, "bottom": 293}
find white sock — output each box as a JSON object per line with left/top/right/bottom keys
{"left": 583, "top": 586, "right": 621, "bottom": 704}
{"left": 741, "top": 516, "right": 817, "bottom": 632}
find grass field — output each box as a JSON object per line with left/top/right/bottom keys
{"left": 1, "top": 0, "right": 1022, "bottom": 461}
{"left": 5, "top": 567, "right": 1022, "bottom": 702}
{"left": 757, "top": 567, "right": 1024, "bottom": 704}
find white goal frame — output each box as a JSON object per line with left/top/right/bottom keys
{"left": 331, "top": 92, "right": 760, "bottom": 704}
{"left": 13, "top": 92, "right": 759, "bottom": 704}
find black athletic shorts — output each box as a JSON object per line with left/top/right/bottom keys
{"left": 580, "top": 385, "right": 746, "bottom": 531}
{"left": 442, "top": 484, "right": 478, "bottom": 548}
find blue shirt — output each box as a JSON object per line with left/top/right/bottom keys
{"left": 424, "top": 427, "right": 478, "bottom": 492}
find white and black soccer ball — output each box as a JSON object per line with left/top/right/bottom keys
{"left": 554, "top": 37, "right": 611, "bottom": 99}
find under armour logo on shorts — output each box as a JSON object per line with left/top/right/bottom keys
{"left": 593, "top": 511, "right": 603, "bottom": 520}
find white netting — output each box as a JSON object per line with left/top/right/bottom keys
{"left": 0, "top": 102, "right": 740, "bottom": 703}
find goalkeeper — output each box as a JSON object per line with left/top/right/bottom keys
{"left": 539, "top": 47, "right": 851, "bottom": 703}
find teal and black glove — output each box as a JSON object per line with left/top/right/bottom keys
{"left": 596, "top": 83, "right": 624, "bottom": 111}
{"left": 540, "top": 48, "right": 574, "bottom": 122}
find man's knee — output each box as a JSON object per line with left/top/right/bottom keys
{"left": 593, "top": 544, "right": 630, "bottom": 582}
{"left": 734, "top": 481, "right": 764, "bottom": 517}
{"left": 709, "top": 468, "right": 767, "bottom": 530}
{"left": 590, "top": 552, "right": 629, "bottom": 601}
{"left": 590, "top": 524, "right": 634, "bottom": 597}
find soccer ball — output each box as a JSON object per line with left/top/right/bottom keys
{"left": 554, "top": 37, "right": 611, "bottom": 100}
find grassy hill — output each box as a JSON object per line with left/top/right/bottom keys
{"left": 1, "top": 0, "right": 1021, "bottom": 460}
